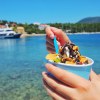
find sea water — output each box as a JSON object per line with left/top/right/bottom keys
{"left": 0, "top": 34, "right": 100, "bottom": 100}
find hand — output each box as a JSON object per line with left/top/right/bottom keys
{"left": 42, "top": 64, "right": 100, "bottom": 100}
{"left": 45, "top": 26, "right": 71, "bottom": 53}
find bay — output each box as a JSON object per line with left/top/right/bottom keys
{"left": 0, "top": 34, "right": 100, "bottom": 100}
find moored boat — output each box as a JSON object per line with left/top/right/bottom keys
{"left": 0, "top": 26, "right": 21, "bottom": 39}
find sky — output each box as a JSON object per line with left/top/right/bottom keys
{"left": 0, "top": 0, "right": 100, "bottom": 24}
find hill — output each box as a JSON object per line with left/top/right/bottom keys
{"left": 78, "top": 17, "right": 100, "bottom": 23}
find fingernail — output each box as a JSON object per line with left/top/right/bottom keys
{"left": 42, "top": 72, "right": 46, "bottom": 75}
{"left": 50, "top": 34, "right": 54, "bottom": 39}
{"left": 57, "top": 41, "right": 60, "bottom": 46}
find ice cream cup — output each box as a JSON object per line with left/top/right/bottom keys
{"left": 46, "top": 57, "right": 94, "bottom": 80}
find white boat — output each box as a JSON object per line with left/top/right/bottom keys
{"left": 0, "top": 26, "right": 21, "bottom": 39}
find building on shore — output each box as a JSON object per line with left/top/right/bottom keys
{"left": 16, "top": 27, "right": 26, "bottom": 34}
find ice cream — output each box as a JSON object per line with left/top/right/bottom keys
{"left": 46, "top": 42, "right": 94, "bottom": 79}
{"left": 46, "top": 42, "right": 89, "bottom": 65}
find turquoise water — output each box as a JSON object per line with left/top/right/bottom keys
{"left": 0, "top": 34, "right": 100, "bottom": 100}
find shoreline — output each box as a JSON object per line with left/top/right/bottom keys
{"left": 67, "top": 32, "right": 100, "bottom": 35}
{"left": 20, "top": 32, "right": 100, "bottom": 38}
{"left": 20, "top": 33, "right": 46, "bottom": 38}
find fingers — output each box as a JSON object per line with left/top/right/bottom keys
{"left": 51, "top": 27, "right": 71, "bottom": 45}
{"left": 51, "top": 27, "right": 65, "bottom": 37}
{"left": 46, "top": 35, "right": 61, "bottom": 53}
{"left": 57, "top": 41, "right": 61, "bottom": 47}
{"left": 45, "top": 63, "right": 89, "bottom": 88}
{"left": 98, "top": 74, "right": 100, "bottom": 78}
{"left": 46, "top": 35, "right": 55, "bottom": 53}
{"left": 47, "top": 47, "right": 55, "bottom": 53}
{"left": 43, "top": 81, "right": 66, "bottom": 100}
{"left": 90, "top": 70, "right": 99, "bottom": 81}
{"left": 45, "top": 27, "right": 54, "bottom": 39}
{"left": 45, "top": 26, "right": 71, "bottom": 46}
{"left": 46, "top": 35, "right": 54, "bottom": 45}
{"left": 42, "top": 72, "right": 75, "bottom": 99}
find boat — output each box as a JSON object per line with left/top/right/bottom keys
{"left": 0, "top": 25, "right": 21, "bottom": 39}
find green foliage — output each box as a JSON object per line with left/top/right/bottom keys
{"left": 12, "top": 26, "right": 17, "bottom": 32}
{"left": 0, "top": 20, "right": 100, "bottom": 34}
{"left": 49, "top": 23, "right": 100, "bottom": 33}
{"left": 23, "top": 23, "right": 45, "bottom": 34}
